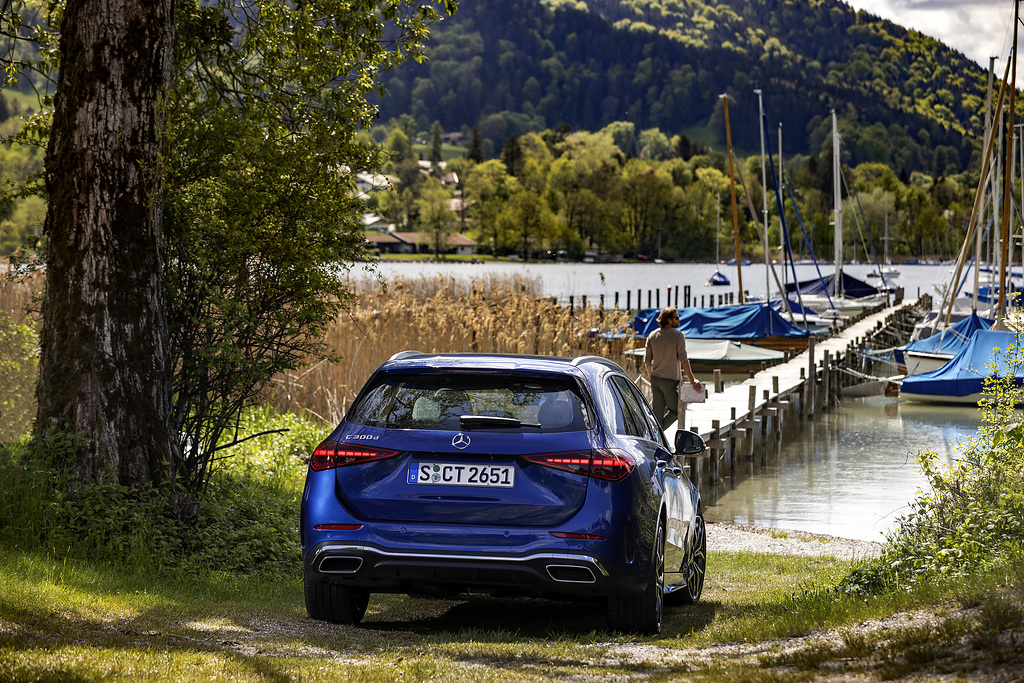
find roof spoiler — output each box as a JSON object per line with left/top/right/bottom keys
{"left": 389, "top": 350, "right": 425, "bottom": 361}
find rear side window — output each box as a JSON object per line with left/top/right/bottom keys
{"left": 346, "top": 373, "right": 589, "bottom": 432}
{"left": 610, "top": 375, "right": 662, "bottom": 444}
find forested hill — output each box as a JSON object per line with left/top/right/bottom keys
{"left": 376, "top": 0, "right": 993, "bottom": 176}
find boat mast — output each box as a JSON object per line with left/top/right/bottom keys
{"left": 976, "top": 56, "right": 997, "bottom": 313}
{"left": 716, "top": 191, "right": 721, "bottom": 265}
{"left": 721, "top": 93, "right": 745, "bottom": 304}
{"left": 755, "top": 88, "right": 770, "bottom": 302}
{"left": 997, "top": 0, "right": 1020, "bottom": 329}
{"left": 883, "top": 204, "right": 889, "bottom": 268}
{"left": 832, "top": 109, "right": 843, "bottom": 299}
{"left": 779, "top": 123, "right": 786, "bottom": 290}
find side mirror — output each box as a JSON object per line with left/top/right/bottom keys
{"left": 675, "top": 429, "right": 707, "bottom": 456}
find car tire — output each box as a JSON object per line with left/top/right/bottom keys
{"left": 304, "top": 580, "right": 370, "bottom": 625}
{"left": 677, "top": 508, "right": 706, "bottom": 605}
{"left": 606, "top": 517, "right": 664, "bottom": 635}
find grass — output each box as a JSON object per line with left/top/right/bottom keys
{"left": 2, "top": 545, "right": 1021, "bottom": 681}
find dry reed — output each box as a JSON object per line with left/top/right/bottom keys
{"left": 265, "top": 274, "right": 640, "bottom": 425}
{"left": 0, "top": 271, "right": 643, "bottom": 438}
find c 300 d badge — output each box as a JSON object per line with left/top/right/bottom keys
{"left": 452, "top": 433, "right": 471, "bottom": 449}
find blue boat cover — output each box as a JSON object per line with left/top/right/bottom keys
{"left": 631, "top": 304, "right": 811, "bottom": 340}
{"left": 770, "top": 297, "right": 818, "bottom": 316}
{"left": 784, "top": 272, "right": 880, "bottom": 299}
{"left": 706, "top": 270, "right": 730, "bottom": 286}
{"left": 899, "top": 329, "right": 1024, "bottom": 398}
{"left": 895, "top": 311, "right": 993, "bottom": 365}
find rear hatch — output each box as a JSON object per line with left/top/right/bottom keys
{"left": 323, "top": 370, "right": 595, "bottom": 526}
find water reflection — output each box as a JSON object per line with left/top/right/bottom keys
{"left": 703, "top": 396, "right": 983, "bottom": 543}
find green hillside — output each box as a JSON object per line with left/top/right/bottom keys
{"left": 376, "top": 0, "right": 992, "bottom": 175}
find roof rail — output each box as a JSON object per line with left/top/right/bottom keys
{"left": 571, "top": 355, "right": 623, "bottom": 371}
{"left": 389, "top": 350, "right": 425, "bottom": 361}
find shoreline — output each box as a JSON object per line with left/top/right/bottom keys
{"left": 707, "top": 522, "right": 887, "bottom": 560}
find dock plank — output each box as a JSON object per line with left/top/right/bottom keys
{"left": 668, "top": 302, "right": 915, "bottom": 442}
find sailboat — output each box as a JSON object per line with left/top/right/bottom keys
{"left": 707, "top": 192, "right": 730, "bottom": 287}
{"left": 897, "top": 311, "right": 993, "bottom": 375}
{"left": 784, "top": 110, "right": 889, "bottom": 318}
{"left": 866, "top": 208, "right": 900, "bottom": 280}
{"left": 898, "top": 329, "right": 1024, "bottom": 403}
{"left": 898, "top": 6, "right": 1023, "bottom": 404}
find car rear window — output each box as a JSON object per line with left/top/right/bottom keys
{"left": 346, "top": 373, "right": 588, "bottom": 432}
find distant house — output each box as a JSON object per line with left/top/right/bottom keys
{"left": 389, "top": 231, "right": 477, "bottom": 256}
{"left": 364, "top": 232, "right": 408, "bottom": 254}
{"left": 417, "top": 160, "right": 460, "bottom": 187}
{"left": 362, "top": 212, "right": 394, "bottom": 232}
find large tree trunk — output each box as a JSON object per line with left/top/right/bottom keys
{"left": 35, "top": 0, "right": 178, "bottom": 488}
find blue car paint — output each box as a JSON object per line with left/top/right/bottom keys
{"left": 300, "top": 352, "right": 704, "bottom": 629}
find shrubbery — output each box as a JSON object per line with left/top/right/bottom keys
{"left": 844, "top": 358, "right": 1024, "bottom": 593}
{"left": 0, "top": 310, "right": 36, "bottom": 442}
{"left": 0, "top": 408, "right": 320, "bottom": 578}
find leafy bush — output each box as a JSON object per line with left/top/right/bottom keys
{"left": 843, "top": 352, "right": 1024, "bottom": 593}
{"left": 0, "top": 407, "right": 318, "bottom": 577}
{"left": 0, "top": 310, "right": 37, "bottom": 442}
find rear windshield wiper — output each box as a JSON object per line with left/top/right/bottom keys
{"left": 459, "top": 415, "right": 541, "bottom": 430}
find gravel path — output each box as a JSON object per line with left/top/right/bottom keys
{"left": 706, "top": 522, "right": 886, "bottom": 561}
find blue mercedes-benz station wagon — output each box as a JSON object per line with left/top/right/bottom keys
{"left": 300, "top": 352, "right": 707, "bottom": 634}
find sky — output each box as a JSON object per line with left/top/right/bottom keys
{"left": 844, "top": 0, "right": 1016, "bottom": 68}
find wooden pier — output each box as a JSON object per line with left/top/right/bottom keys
{"left": 657, "top": 300, "right": 924, "bottom": 484}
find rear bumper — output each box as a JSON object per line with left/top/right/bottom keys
{"left": 303, "top": 541, "right": 641, "bottom": 597}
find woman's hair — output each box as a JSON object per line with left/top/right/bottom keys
{"left": 657, "top": 307, "right": 677, "bottom": 327}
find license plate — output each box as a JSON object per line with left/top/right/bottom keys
{"left": 408, "top": 462, "right": 515, "bottom": 488}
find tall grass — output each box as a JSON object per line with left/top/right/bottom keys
{"left": 0, "top": 271, "right": 641, "bottom": 436}
{"left": 265, "top": 274, "right": 638, "bottom": 425}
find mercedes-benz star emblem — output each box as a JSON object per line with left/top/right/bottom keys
{"left": 452, "top": 433, "right": 471, "bottom": 449}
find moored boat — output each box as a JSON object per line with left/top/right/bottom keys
{"left": 631, "top": 303, "right": 812, "bottom": 353}
{"left": 626, "top": 338, "right": 784, "bottom": 374}
{"left": 897, "top": 311, "right": 993, "bottom": 375}
{"left": 898, "top": 329, "right": 1024, "bottom": 404}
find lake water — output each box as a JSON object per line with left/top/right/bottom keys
{"left": 362, "top": 259, "right": 958, "bottom": 307}
{"left": 359, "top": 259, "right": 981, "bottom": 542}
{"left": 701, "top": 396, "right": 982, "bottom": 542}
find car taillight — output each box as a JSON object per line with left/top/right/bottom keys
{"left": 522, "top": 450, "right": 593, "bottom": 477}
{"left": 309, "top": 440, "right": 399, "bottom": 471}
{"left": 523, "top": 449, "right": 635, "bottom": 481}
{"left": 590, "top": 449, "right": 635, "bottom": 481}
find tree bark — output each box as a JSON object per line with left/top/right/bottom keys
{"left": 36, "top": 0, "right": 178, "bottom": 488}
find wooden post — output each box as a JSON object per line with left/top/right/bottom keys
{"left": 822, "top": 351, "right": 831, "bottom": 412}
{"left": 710, "top": 419, "right": 720, "bottom": 482}
{"left": 714, "top": 369, "right": 723, "bottom": 393}
{"left": 762, "top": 388, "right": 770, "bottom": 465}
{"left": 747, "top": 384, "right": 756, "bottom": 458}
{"left": 806, "top": 337, "right": 816, "bottom": 419}
{"left": 729, "top": 406, "right": 737, "bottom": 480}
